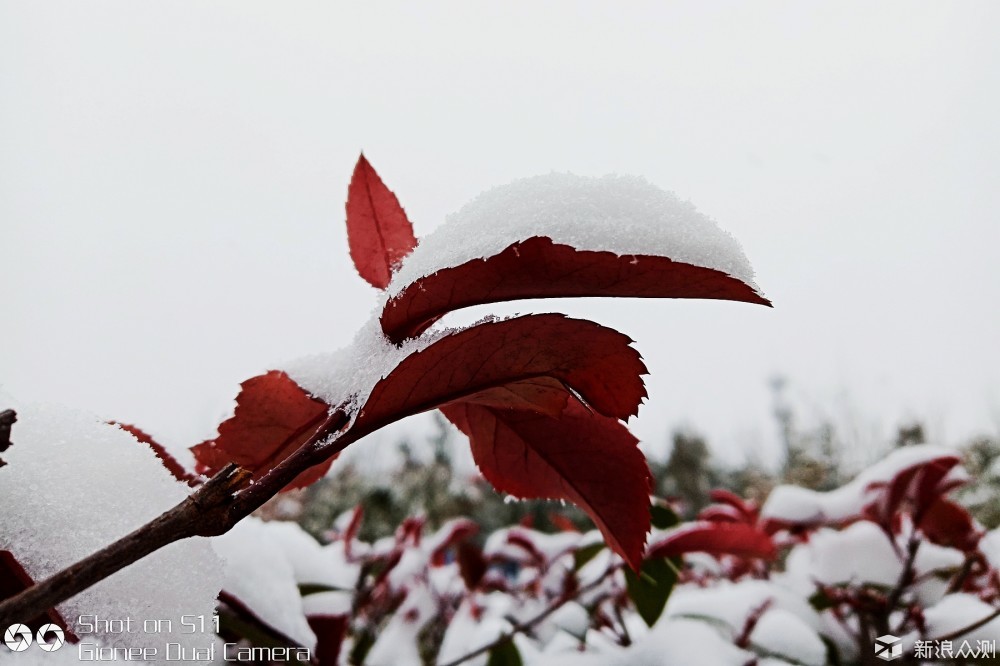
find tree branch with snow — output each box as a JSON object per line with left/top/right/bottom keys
{"left": 0, "top": 155, "right": 770, "bottom": 649}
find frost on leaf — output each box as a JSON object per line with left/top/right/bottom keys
{"left": 191, "top": 371, "right": 343, "bottom": 491}
{"left": 346, "top": 154, "right": 418, "bottom": 290}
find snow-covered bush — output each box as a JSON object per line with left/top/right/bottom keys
{"left": 211, "top": 444, "right": 1000, "bottom": 665}
{"left": 0, "top": 154, "right": 769, "bottom": 661}
{"left": 6, "top": 156, "right": 995, "bottom": 666}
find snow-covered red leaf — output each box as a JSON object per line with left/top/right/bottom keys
{"left": 114, "top": 422, "right": 197, "bottom": 486}
{"left": 443, "top": 398, "right": 651, "bottom": 570}
{"left": 1, "top": 550, "right": 77, "bottom": 642}
{"left": 456, "top": 542, "right": 487, "bottom": 591}
{"left": 346, "top": 154, "right": 417, "bottom": 289}
{"left": 351, "top": 314, "right": 647, "bottom": 437}
{"left": 428, "top": 519, "right": 479, "bottom": 566}
{"left": 920, "top": 497, "right": 981, "bottom": 552}
{"left": 307, "top": 614, "right": 348, "bottom": 666}
{"left": 708, "top": 488, "right": 759, "bottom": 522}
{"left": 698, "top": 505, "right": 746, "bottom": 524}
{"left": 646, "top": 522, "right": 777, "bottom": 561}
{"left": 190, "top": 371, "right": 342, "bottom": 491}
{"left": 864, "top": 455, "right": 962, "bottom": 532}
{"left": 381, "top": 236, "right": 770, "bottom": 341}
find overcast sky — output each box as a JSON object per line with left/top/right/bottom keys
{"left": 2, "top": 1, "right": 998, "bottom": 470}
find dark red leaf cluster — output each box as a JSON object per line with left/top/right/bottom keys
{"left": 863, "top": 455, "right": 981, "bottom": 551}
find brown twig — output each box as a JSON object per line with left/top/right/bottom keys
{"left": 883, "top": 535, "right": 921, "bottom": 634}
{"left": 946, "top": 554, "right": 976, "bottom": 594}
{"left": 0, "top": 410, "right": 354, "bottom": 628}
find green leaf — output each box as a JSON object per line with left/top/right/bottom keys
{"left": 625, "top": 557, "right": 679, "bottom": 626}
{"left": 650, "top": 503, "right": 680, "bottom": 529}
{"left": 486, "top": 639, "right": 523, "bottom": 666}
{"left": 808, "top": 589, "right": 835, "bottom": 612}
{"left": 297, "top": 583, "right": 343, "bottom": 596}
{"left": 574, "top": 542, "right": 605, "bottom": 570}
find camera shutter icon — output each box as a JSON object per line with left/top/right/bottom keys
{"left": 3, "top": 624, "right": 33, "bottom": 652}
{"left": 36, "top": 624, "right": 65, "bottom": 651}
{"left": 875, "top": 634, "right": 903, "bottom": 661}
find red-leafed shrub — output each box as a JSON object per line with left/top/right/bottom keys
{"left": 3, "top": 155, "right": 999, "bottom": 666}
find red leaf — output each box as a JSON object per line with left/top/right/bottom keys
{"left": 429, "top": 519, "right": 479, "bottom": 566}
{"left": 1, "top": 551, "right": 78, "bottom": 643}
{"left": 346, "top": 154, "right": 418, "bottom": 289}
{"left": 698, "top": 505, "right": 745, "bottom": 524}
{"left": 707, "top": 488, "right": 759, "bottom": 522}
{"left": 307, "top": 615, "right": 348, "bottom": 666}
{"left": 456, "top": 542, "right": 488, "bottom": 590}
{"left": 549, "top": 513, "right": 580, "bottom": 533}
{"left": 342, "top": 505, "right": 364, "bottom": 560}
{"left": 646, "top": 522, "right": 777, "bottom": 561}
{"left": 114, "top": 422, "right": 198, "bottom": 486}
{"left": 191, "top": 371, "right": 343, "bottom": 491}
{"left": 920, "top": 497, "right": 981, "bottom": 552}
{"left": 443, "top": 398, "right": 651, "bottom": 570}
{"left": 352, "top": 314, "right": 647, "bottom": 438}
{"left": 865, "top": 456, "right": 961, "bottom": 531}
{"left": 381, "top": 236, "right": 770, "bottom": 342}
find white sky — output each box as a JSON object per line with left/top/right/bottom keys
{"left": 2, "top": 1, "right": 998, "bottom": 470}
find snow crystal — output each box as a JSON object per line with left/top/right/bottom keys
{"left": 0, "top": 405, "right": 223, "bottom": 661}
{"left": 286, "top": 173, "right": 763, "bottom": 433}
{"left": 749, "top": 608, "right": 827, "bottom": 666}
{"left": 920, "top": 593, "right": 1000, "bottom": 642}
{"left": 785, "top": 521, "right": 963, "bottom": 592}
{"left": 437, "top": 596, "right": 514, "bottom": 666}
{"left": 365, "top": 584, "right": 437, "bottom": 666}
{"left": 547, "top": 601, "right": 590, "bottom": 639}
{"left": 980, "top": 528, "right": 1000, "bottom": 571}
{"left": 608, "top": 618, "right": 752, "bottom": 666}
{"left": 259, "top": 520, "right": 359, "bottom": 591}
{"left": 388, "top": 172, "right": 761, "bottom": 299}
{"left": 211, "top": 518, "right": 316, "bottom": 650}
{"left": 483, "top": 526, "right": 583, "bottom": 562}
{"left": 282, "top": 314, "right": 447, "bottom": 425}
{"left": 667, "top": 579, "right": 821, "bottom": 635}
{"left": 301, "top": 590, "right": 352, "bottom": 617}
{"left": 762, "top": 444, "right": 964, "bottom": 524}
{"left": 802, "top": 523, "right": 901, "bottom": 587}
